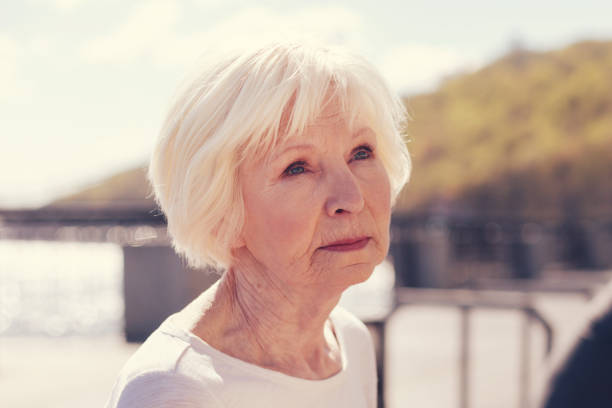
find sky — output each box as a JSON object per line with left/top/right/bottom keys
{"left": 1, "top": 0, "right": 612, "bottom": 208}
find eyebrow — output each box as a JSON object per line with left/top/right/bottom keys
{"left": 270, "top": 126, "right": 375, "bottom": 163}
{"left": 270, "top": 144, "right": 315, "bottom": 163}
{"left": 353, "top": 126, "right": 376, "bottom": 139}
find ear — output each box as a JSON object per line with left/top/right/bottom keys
{"left": 228, "top": 233, "right": 246, "bottom": 266}
{"left": 230, "top": 228, "right": 246, "bottom": 249}
{"left": 231, "top": 236, "right": 246, "bottom": 249}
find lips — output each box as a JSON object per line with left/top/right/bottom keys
{"left": 320, "top": 237, "right": 370, "bottom": 252}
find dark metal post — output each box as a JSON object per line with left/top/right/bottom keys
{"left": 378, "top": 321, "right": 386, "bottom": 408}
{"left": 519, "top": 312, "right": 531, "bottom": 408}
{"left": 460, "top": 306, "right": 471, "bottom": 408}
{"left": 366, "top": 321, "right": 386, "bottom": 408}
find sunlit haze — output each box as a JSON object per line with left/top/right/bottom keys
{"left": 2, "top": 0, "right": 611, "bottom": 207}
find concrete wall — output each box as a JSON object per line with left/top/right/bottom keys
{"left": 122, "top": 245, "right": 219, "bottom": 342}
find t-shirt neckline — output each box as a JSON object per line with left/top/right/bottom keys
{"left": 160, "top": 307, "right": 349, "bottom": 388}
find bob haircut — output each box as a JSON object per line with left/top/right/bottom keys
{"left": 148, "top": 40, "right": 411, "bottom": 269}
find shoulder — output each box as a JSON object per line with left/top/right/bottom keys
{"left": 106, "top": 322, "right": 223, "bottom": 408}
{"left": 109, "top": 369, "right": 225, "bottom": 408}
{"left": 118, "top": 321, "right": 191, "bottom": 376}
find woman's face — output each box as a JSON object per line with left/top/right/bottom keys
{"left": 236, "top": 100, "right": 391, "bottom": 290}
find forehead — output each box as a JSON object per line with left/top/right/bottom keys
{"left": 286, "top": 115, "right": 369, "bottom": 149}
{"left": 241, "top": 95, "right": 378, "bottom": 169}
{"left": 285, "top": 99, "right": 370, "bottom": 142}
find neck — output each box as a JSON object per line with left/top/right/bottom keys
{"left": 189, "top": 261, "right": 344, "bottom": 379}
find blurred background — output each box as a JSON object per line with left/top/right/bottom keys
{"left": 1, "top": 1, "right": 612, "bottom": 407}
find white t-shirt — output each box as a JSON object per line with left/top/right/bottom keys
{"left": 105, "top": 306, "right": 377, "bottom": 408}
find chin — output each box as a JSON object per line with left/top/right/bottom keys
{"left": 313, "top": 243, "right": 385, "bottom": 288}
{"left": 340, "top": 261, "right": 377, "bottom": 287}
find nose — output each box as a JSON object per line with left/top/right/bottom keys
{"left": 324, "top": 166, "right": 365, "bottom": 216}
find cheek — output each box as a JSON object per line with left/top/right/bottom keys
{"left": 265, "top": 206, "right": 309, "bottom": 242}
{"left": 376, "top": 194, "right": 391, "bottom": 245}
{"left": 364, "top": 167, "right": 392, "bottom": 245}
{"left": 363, "top": 164, "right": 391, "bottom": 212}
{"left": 243, "top": 185, "right": 319, "bottom": 260}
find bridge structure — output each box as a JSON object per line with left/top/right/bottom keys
{"left": 0, "top": 205, "right": 219, "bottom": 341}
{"left": 2, "top": 205, "right": 612, "bottom": 408}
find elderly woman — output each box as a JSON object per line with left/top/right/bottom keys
{"left": 106, "top": 40, "right": 410, "bottom": 408}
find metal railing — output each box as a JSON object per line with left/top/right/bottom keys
{"left": 394, "top": 288, "right": 554, "bottom": 408}
{"left": 366, "top": 287, "right": 558, "bottom": 408}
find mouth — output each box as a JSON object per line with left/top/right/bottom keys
{"left": 320, "top": 237, "right": 370, "bottom": 252}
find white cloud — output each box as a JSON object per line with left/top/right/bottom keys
{"left": 28, "top": 35, "right": 57, "bottom": 58}
{"left": 0, "top": 35, "right": 33, "bottom": 102}
{"left": 53, "top": 0, "right": 87, "bottom": 10}
{"left": 82, "top": 0, "right": 181, "bottom": 63}
{"left": 190, "top": 0, "right": 239, "bottom": 8}
{"left": 378, "top": 44, "right": 482, "bottom": 95}
{"left": 173, "top": 6, "right": 364, "bottom": 61}
{"left": 0, "top": 35, "right": 18, "bottom": 77}
{"left": 26, "top": 0, "right": 96, "bottom": 12}
{"left": 81, "top": 4, "right": 365, "bottom": 67}
{"left": 81, "top": 3, "right": 480, "bottom": 96}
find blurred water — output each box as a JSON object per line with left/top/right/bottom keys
{"left": 0, "top": 240, "right": 124, "bottom": 336}
{"left": 0, "top": 240, "right": 393, "bottom": 337}
{"left": 0, "top": 241, "right": 598, "bottom": 408}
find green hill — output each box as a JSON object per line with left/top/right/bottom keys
{"left": 396, "top": 39, "right": 612, "bottom": 219}
{"left": 51, "top": 40, "right": 612, "bottom": 219}
{"left": 49, "top": 166, "right": 154, "bottom": 209}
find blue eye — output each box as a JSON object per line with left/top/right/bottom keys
{"left": 283, "top": 161, "right": 306, "bottom": 176}
{"left": 352, "top": 145, "right": 372, "bottom": 161}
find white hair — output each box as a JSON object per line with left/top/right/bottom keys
{"left": 148, "top": 40, "right": 411, "bottom": 269}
